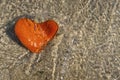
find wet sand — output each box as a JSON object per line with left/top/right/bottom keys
{"left": 0, "top": 0, "right": 120, "bottom": 80}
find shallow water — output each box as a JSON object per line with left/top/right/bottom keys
{"left": 0, "top": 0, "right": 120, "bottom": 80}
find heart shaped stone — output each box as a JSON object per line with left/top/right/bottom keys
{"left": 14, "top": 18, "right": 58, "bottom": 53}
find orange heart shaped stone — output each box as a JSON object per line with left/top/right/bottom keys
{"left": 14, "top": 18, "right": 58, "bottom": 53}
